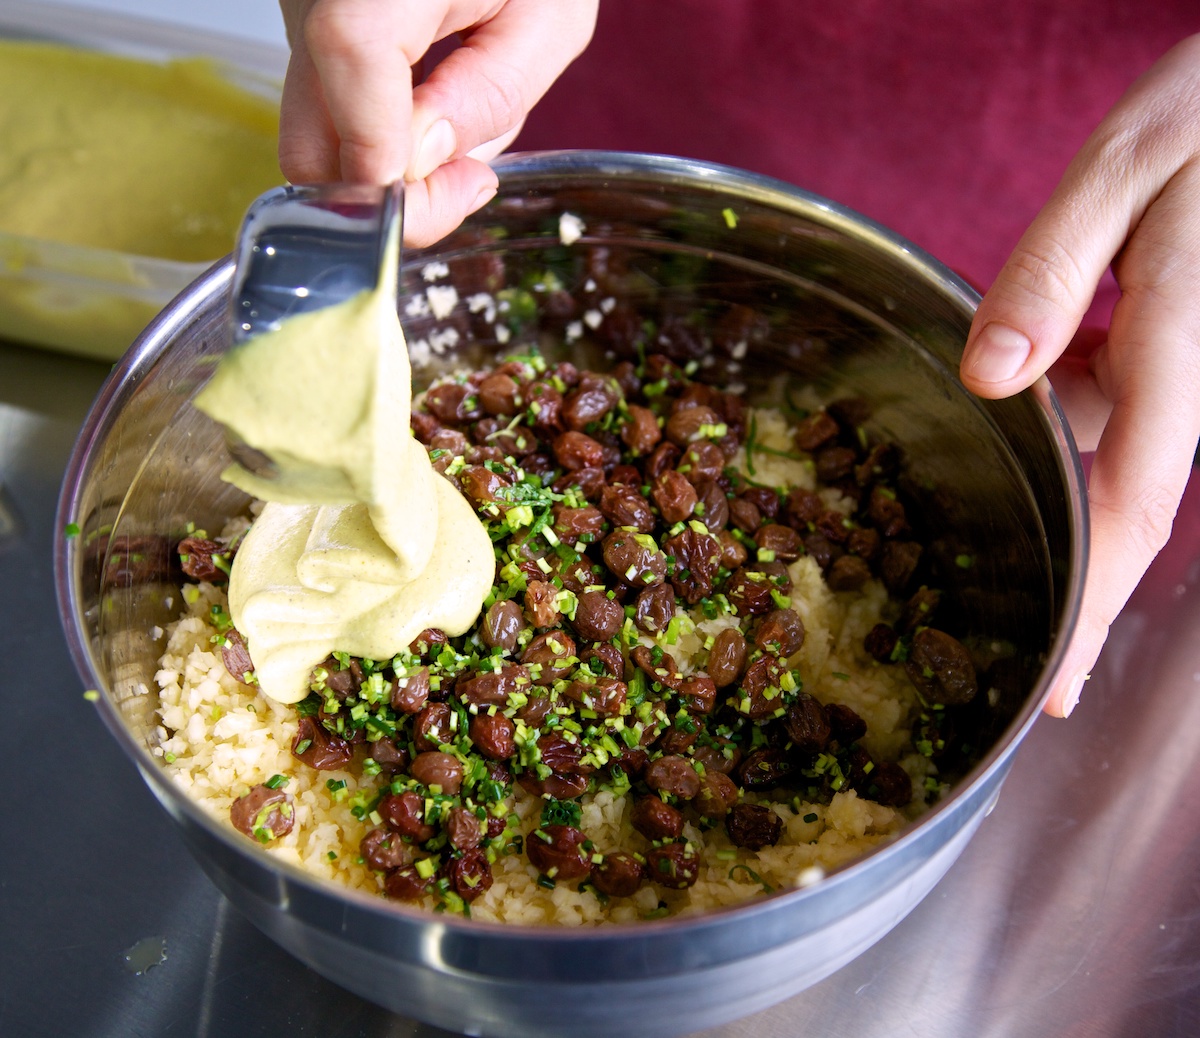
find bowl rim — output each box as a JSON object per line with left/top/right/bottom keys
{"left": 53, "top": 148, "right": 1089, "bottom": 942}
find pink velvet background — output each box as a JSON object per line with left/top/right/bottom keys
{"left": 515, "top": 1, "right": 1198, "bottom": 317}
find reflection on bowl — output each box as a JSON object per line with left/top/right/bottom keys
{"left": 55, "top": 151, "right": 1086, "bottom": 1038}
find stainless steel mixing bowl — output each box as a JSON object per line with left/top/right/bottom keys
{"left": 55, "top": 151, "right": 1086, "bottom": 1037}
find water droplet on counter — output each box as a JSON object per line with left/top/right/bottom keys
{"left": 123, "top": 936, "right": 167, "bottom": 975}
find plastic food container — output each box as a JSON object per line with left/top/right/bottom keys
{"left": 0, "top": 0, "right": 286, "bottom": 361}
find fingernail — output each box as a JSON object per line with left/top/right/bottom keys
{"left": 962, "top": 323, "right": 1032, "bottom": 384}
{"left": 412, "top": 119, "right": 457, "bottom": 181}
{"left": 1061, "top": 671, "right": 1089, "bottom": 717}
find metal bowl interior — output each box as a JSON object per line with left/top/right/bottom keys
{"left": 54, "top": 151, "right": 1086, "bottom": 1037}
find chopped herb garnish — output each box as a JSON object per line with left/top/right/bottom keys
{"left": 728, "top": 865, "right": 774, "bottom": 893}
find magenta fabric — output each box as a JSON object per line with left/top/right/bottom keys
{"left": 515, "top": 1, "right": 1199, "bottom": 318}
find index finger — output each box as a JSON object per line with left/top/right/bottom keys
{"left": 408, "top": 0, "right": 599, "bottom": 178}
{"left": 300, "top": 0, "right": 446, "bottom": 183}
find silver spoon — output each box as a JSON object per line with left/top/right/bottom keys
{"left": 223, "top": 181, "right": 404, "bottom": 478}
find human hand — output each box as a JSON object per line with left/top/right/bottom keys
{"left": 959, "top": 34, "right": 1200, "bottom": 717}
{"left": 277, "top": 0, "right": 598, "bottom": 246}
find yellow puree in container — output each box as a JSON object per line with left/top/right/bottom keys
{"left": 0, "top": 41, "right": 280, "bottom": 259}
{"left": 193, "top": 244, "right": 493, "bottom": 704}
{"left": 0, "top": 41, "right": 282, "bottom": 358}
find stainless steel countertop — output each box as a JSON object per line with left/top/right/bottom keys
{"left": 3, "top": 337, "right": 1198, "bottom": 1038}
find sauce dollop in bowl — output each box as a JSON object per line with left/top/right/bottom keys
{"left": 54, "top": 151, "right": 1085, "bottom": 1038}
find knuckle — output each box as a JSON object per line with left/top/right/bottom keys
{"left": 277, "top": 131, "right": 335, "bottom": 183}
{"left": 1117, "top": 215, "right": 1200, "bottom": 300}
{"left": 338, "top": 135, "right": 388, "bottom": 171}
{"left": 472, "top": 62, "right": 531, "bottom": 138}
{"left": 402, "top": 190, "right": 459, "bottom": 249}
{"left": 1002, "top": 238, "right": 1090, "bottom": 315}
{"left": 304, "top": 0, "right": 377, "bottom": 60}
{"left": 1096, "top": 480, "right": 1178, "bottom": 564}
{"left": 416, "top": 51, "right": 531, "bottom": 149}
{"left": 1130, "top": 487, "right": 1178, "bottom": 559}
